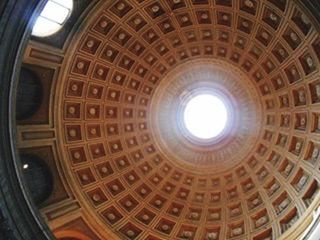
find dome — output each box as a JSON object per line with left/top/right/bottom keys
{"left": 1, "top": 0, "right": 320, "bottom": 240}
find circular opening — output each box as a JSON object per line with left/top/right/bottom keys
{"left": 183, "top": 94, "right": 228, "bottom": 140}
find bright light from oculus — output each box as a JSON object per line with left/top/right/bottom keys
{"left": 183, "top": 94, "right": 228, "bottom": 139}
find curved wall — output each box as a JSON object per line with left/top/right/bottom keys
{"left": 2, "top": 0, "right": 320, "bottom": 240}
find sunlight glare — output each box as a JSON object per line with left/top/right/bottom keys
{"left": 184, "top": 94, "right": 228, "bottom": 139}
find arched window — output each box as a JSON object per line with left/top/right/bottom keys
{"left": 32, "top": 0, "right": 73, "bottom": 37}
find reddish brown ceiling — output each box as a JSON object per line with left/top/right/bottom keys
{"left": 49, "top": 0, "right": 320, "bottom": 239}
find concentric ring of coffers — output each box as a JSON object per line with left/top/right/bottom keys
{"left": 53, "top": 0, "right": 320, "bottom": 239}
{"left": 150, "top": 59, "right": 263, "bottom": 173}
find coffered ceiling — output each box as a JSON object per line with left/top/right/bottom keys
{"left": 16, "top": 0, "right": 320, "bottom": 239}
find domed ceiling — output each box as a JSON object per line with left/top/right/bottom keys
{"left": 15, "top": 0, "right": 320, "bottom": 239}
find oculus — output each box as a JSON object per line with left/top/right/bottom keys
{"left": 183, "top": 94, "right": 228, "bottom": 140}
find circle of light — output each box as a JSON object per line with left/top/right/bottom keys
{"left": 183, "top": 94, "right": 228, "bottom": 139}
